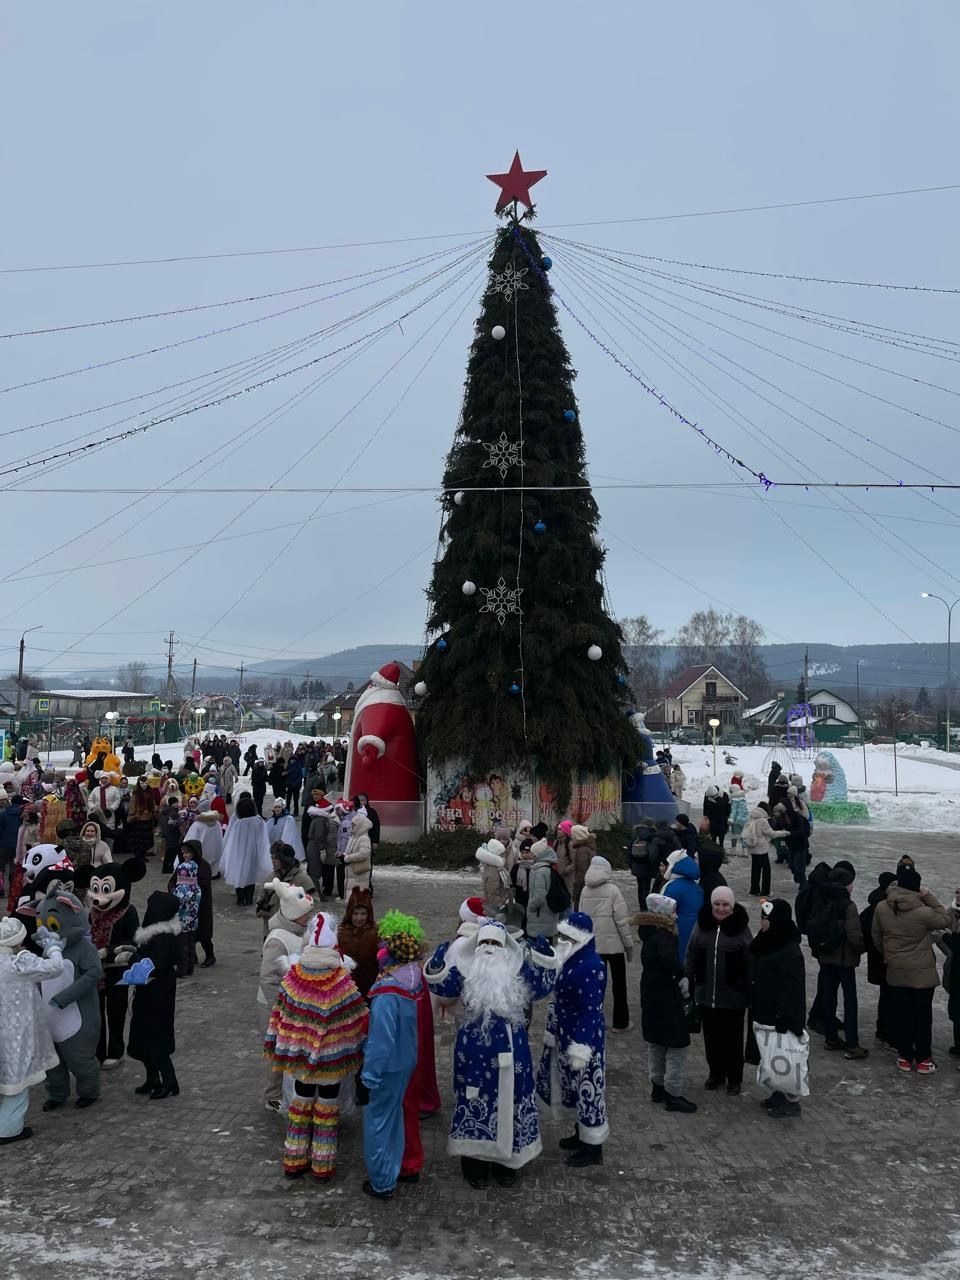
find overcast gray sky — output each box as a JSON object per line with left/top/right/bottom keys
{"left": 3, "top": 1, "right": 960, "bottom": 682}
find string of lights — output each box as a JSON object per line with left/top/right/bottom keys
{"left": 0, "top": 240, "right": 486, "bottom": 339}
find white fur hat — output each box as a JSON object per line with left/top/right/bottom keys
{"left": 0, "top": 916, "right": 26, "bottom": 949}
{"left": 475, "top": 839, "right": 506, "bottom": 867}
{"left": 530, "top": 838, "right": 551, "bottom": 858}
{"left": 476, "top": 919, "right": 507, "bottom": 945}
{"left": 263, "top": 877, "right": 314, "bottom": 921}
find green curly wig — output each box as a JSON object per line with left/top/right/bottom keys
{"left": 378, "top": 909, "right": 424, "bottom": 943}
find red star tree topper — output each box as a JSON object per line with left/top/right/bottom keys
{"left": 486, "top": 151, "right": 547, "bottom": 214}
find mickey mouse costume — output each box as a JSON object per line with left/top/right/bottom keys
{"left": 86, "top": 859, "right": 146, "bottom": 1068}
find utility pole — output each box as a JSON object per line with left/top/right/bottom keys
{"left": 164, "top": 631, "right": 178, "bottom": 708}
{"left": 190, "top": 658, "right": 198, "bottom": 698}
{"left": 237, "top": 662, "right": 245, "bottom": 698}
{"left": 803, "top": 646, "right": 809, "bottom": 695}
{"left": 15, "top": 626, "right": 42, "bottom": 726}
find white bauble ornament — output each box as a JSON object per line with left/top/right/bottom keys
{"left": 590, "top": 531, "right": 603, "bottom": 549}
{"left": 461, "top": 580, "right": 477, "bottom": 596}
{"left": 414, "top": 681, "right": 427, "bottom": 697}
{"left": 491, "top": 325, "right": 506, "bottom": 341}
{"left": 587, "top": 644, "right": 603, "bottom": 662}
{"left": 453, "top": 491, "right": 465, "bottom": 506}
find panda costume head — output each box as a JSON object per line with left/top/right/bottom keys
{"left": 22, "top": 842, "right": 73, "bottom": 890}
{"left": 86, "top": 859, "right": 146, "bottom": 915}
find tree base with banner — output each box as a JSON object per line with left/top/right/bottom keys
{"left": 429, "top": 761, "right": 621, "bottom": 833}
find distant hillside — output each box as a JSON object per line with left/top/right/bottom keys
{"left": 246, "top": 644, "right": 423, "bottom": 692}
{"left": 50, "top": 641, "right": 948, "bottom": 698}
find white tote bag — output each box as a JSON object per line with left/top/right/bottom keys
{"left": 753, "top": 1022, "right": 810, "bottom": 1097}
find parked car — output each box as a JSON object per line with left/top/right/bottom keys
{"left": 668, "top": 727, "right": 703, "bottom": 744}
{"left": 719, "top": 731, "right": 754, "bottom": 746}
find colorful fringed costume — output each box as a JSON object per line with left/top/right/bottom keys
{"left": 264, "top": 911, "right": 367, "bottom": 1179}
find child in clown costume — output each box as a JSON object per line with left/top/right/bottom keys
{"left": 359, "top": 910, "right": 425, "bottom": 1200}
{"left": 264, "top": 911, "right": 368, "bottom": 1179}
{"left": 536, "top": 911, "right": 609, "bottom": 1168}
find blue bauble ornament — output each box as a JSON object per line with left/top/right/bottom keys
{"left": 534, "top": 519, "right": 546, "bottom": 534}
{"left": 436, "top": 637, "right": 448, "bottom": 651}
{"left": 542, "top": 256, "right": 553, "bottom": 270}
{"left": 617, "top": 674, "right": 628, "bottom": 686}
{"left": 563, "top": 409, "right": 576, "bottom": 423}
{"left": 509, "top": 681, "right": 521, "bottom": 695}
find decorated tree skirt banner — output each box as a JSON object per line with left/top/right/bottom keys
{"left": 429, "top": 763, "right": 618, "bottom": 832}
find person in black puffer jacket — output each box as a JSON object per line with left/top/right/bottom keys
{"left": 683, "top": 887, "right": 752, "bottom": 1094}
{"left": 697, "top": 846, "right": 727, "bottom": 903}
{"left": 750, "top": 898, "right": 806, "bottom": 1119}
{"left": 672, "top": 814, "right": 699, "bottom": 857}
{"left": 860, "top": 871, "right": 897, "bottom": 1049}
{"left": 635, "top": 893, "right": 697, "bottom": 1113}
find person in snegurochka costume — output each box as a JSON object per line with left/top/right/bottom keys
{"left": 536, "top": 912, "right": 609, "bottom": 1167}
{"left": 424, "top": 917, "right": 558, "bottom": 1188}
{"left": 343, "top": 663, "right": 420, "bottom": 815}
{"left": 264, "top": 911, "right": 368, "bottom": 1179}
{"left": 171, "top": 859, "right": 201, "bottom": 978}
{"left": 184, "top": 798, "right": 223, "bottom": 877}
{"left": 0, "top": 914, "right": 67, "bottom": 1144}
{"left": 360, "top": 911, "right": 425, "bottom": 1200}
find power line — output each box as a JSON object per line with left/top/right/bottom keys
{"left": 4, "top": 180, "right": 959, "bottom": 274}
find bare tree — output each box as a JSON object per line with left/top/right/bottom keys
{"left": 874, "top": 691, "right": 913, "bottom": 736}
{"left": 7, "top": 671, "right": 41, "bottom": 692}
{"left": 116, "top": 661, "right": 148, "bottom": 692}
{"left": 669, "top": 608, "right": 769, "bottom": 703}
{"left": 619, "top": 615, "right": 663, "bottom": 708}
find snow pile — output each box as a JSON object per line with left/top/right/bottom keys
{"left": 668, "top": 743, "right": 960, "bottom": 832}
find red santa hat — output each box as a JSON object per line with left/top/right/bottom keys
{"left": 459, "top": 896, "right": 485, "bottom": 924}
{"left": 369, "top": 662, "right": 401, "bottom": 690}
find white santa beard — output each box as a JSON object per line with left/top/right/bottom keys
{"left": 461, "top": 949, "right": 529, "bottom": 1031}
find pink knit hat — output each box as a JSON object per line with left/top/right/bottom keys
{"left": 558, "top": 820, "right": 573, "bottom": 836}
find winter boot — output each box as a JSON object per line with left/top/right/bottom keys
{"left": 150, "top": 1064, "right": 180, "bottom": 1100}
{"left": 767, "top": 1095, "right": 802, "bottom": 1119}
{"left": 566, "top": 1143, "right": 603, "bottom": 1168}
{"left": 309, "top": 1097, "right": 339, "bottom": 1179}
{"left": 665, "top": 1093, "right": 698, "bottom": 1113}
{"left": 558, "top": 1127, "right": 581, "bottom": 1151}
{"left": 283, "top": 1094, "right": 314, "bottom": 1177}
{"left": 134, "top": 1071, "right": 160, "bottom": 1096}
{"left": 650, "top": 1082, "right": 666, "bottom": 1104}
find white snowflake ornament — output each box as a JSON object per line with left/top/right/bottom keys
{"left": 479, "top": 577, "right": 523, "bottom": 627}
{"left": 490, "top": 263, "right": 529, "bottom": 302}
{"left": 482, "top": 431, "right": 523, "bottom": 479}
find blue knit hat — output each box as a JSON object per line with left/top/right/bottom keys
{"left": 557, "top": 911, "right": 593, "bottom": 944}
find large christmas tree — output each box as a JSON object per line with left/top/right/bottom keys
{"left": 415, "top": 156, "right": 637, "bottom": 809}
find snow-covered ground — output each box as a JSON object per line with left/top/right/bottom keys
{"left": 668, "top": 741, "right": 960, "bottom": 832}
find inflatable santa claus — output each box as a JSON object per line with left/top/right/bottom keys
{"left": 343, "top": 663, "right": 421, "bottom": 840}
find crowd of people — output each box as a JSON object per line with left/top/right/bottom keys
{"left": 0, "top": 740, "right": 957, "bottom": 1202}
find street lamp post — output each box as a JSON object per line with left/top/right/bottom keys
{"left": 104, "top": 711, "right": 119, "bottom": 754}
{"left": 921, "top": 593, "right": 960, "bottom": 752}
{"left": 15, "top": 625, "right": 42, "bottom": 727}
{"left": 708, "top": 717, "right": 720, "bottom": 777}
{"left": 856, "top": 658, "right": 867, "bottom": 785}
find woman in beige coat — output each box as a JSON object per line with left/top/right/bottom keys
{"left": 579, "top": 855, "right": 633, "bottom": 1030}
{"left": 342, "top": 812, "right": 373, "bottom": 893}
{"left": 871, "top": 865, "right": 950, "bottom": 1073}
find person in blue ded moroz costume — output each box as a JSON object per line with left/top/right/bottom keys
{"left": 424, "top": 917, "right": 558, "bottom": 1189}
{"left": 536, "top": 911, "right": 609, "bottom": 1168}
{"left": 360, "top": 910, "right": 425, "bottom": 1201}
